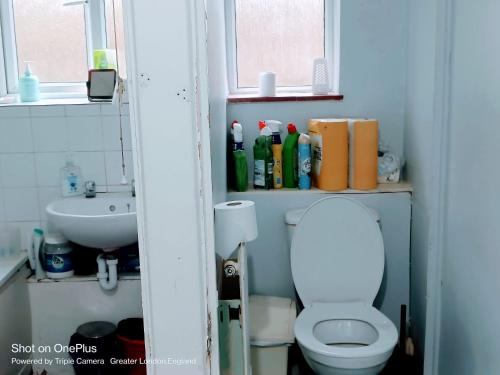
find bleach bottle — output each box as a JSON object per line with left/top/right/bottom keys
{"left": 266, "top": 120, "right": 283, "bottom": 189}
{"left": 231, "top": 121, "right": 248, "bottom": 192}
{"left": 253, "top": 121, "right": 273, "bottom": 189}
{"left": 283, "top": 123, "right": 300, "bottom": 188}
{"left": 298, "top": 133, "right": 312, "bottom": 190}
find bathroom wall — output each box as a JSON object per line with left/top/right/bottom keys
{"left": 0, "top": 103, "right": 133, "bottom": 249}
{"left": 437, "top": 1, "right": 500, "bottom": 373}
{"left": 404, "top": 0, "right": 438, "bottom": 359}
{"left": 227, "top": 0, "right": 409, "bottom": 172}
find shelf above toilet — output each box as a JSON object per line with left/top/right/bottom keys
{"left": 229, "top": 182, "right": 412, "bottom": 195}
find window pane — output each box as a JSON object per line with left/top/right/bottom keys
{"left": 235, "top": 0, "right": 325, "bottom": 88}
{"left": 12, "top": 0, "right": 88, "bottom": 83}
{"left": 105, "top": 0, "right": 127, "bottom": 79}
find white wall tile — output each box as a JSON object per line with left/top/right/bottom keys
{"left": 0, "top": 107, "right": 30, "bottom": 118}
{"left": 65, "top": 104, "right": 101, "bottom": 117}
{"left": 105, "top": 151, "right": 134, "bottom": 186}
{"left": 0, "top": 118, "right": 33, "bottom": 153}
{"left": 0, "top": 154, "right": 37, "bottom": 187}
{"left": 73, "top": 152, "right": 106, "bottom": 186}
{"left": 7, "top": 221, "right": 41, "bottom": 250}
{"left": 102, "top": 116, "right": 131, "bottom": 151}
{"left": 3, "top": 188, "right": 40, "bottom": 221}
{"left": 37, "top": 187, "right": 61, "bottom": 221}
{"left": 35, "top": 153, "right": 66, "bottom": 186}
{"left": 30, "top": 105, "right": 65, "bottom": 117}
{"left": 100, "top": 103, "right": 120, "bottom": 116}
{"left": 67, "top": 116, "right": 104, "bottom": 151}
{"left": 32, "top": 117, "right": 69, "bottom": 152}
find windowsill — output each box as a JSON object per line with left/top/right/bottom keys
{"left": 0, "top": 95, "right": 103, "bottom": 107}
{"left": 227, "top": 92, "right": 344, "bottom": 104}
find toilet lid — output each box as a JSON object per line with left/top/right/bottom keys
{"left": 291, "top": 197, "right": 384, "bottom": 306}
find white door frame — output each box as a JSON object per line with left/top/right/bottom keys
{"left": 423, "top": 0, "right": 454, "bottom": 373}
{"left": 123, "top": 1, "right": 219, "bottom": 374}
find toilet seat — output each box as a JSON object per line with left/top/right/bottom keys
{"left": 295, "top": 303, "right": 398, "bottom": 360}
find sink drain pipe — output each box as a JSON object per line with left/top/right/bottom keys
{"left": 97, "top": 254, "right": 118, "bottom": 290}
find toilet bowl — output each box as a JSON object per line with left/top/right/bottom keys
{"left": 286, "top": 197, "right": 398, "bottom": 375}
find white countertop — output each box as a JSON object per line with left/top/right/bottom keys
{"left": 0, "top": 251, "right": 28, "bottom": 288}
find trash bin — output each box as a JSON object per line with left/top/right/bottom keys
{"left": 249, "top": 295, "right": 296, "bottom": 375}
{"left": 69, "top": 321, "right": 119, "bottom": 375}
{"left": 117, "top": 318, "right": 146, "bottom": 375}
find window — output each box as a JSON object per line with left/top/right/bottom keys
{"left": 225, "top": 0, "right": 339, "bottom": 94}
{"left": 0, "top": 0, "right": 126, "bottom": 97}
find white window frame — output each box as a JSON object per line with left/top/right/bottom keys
{"left": 225, "top": 0, "right": 340, "bottom": 95}
{"left": 0, "top": 0, "right": 109, "bottom": 98}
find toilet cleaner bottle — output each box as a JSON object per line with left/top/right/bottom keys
{"left": 298, "top": 133, "right": 312, "bottom": 190}
{"left": 283, "top": 123, "right": 300, "bottom": 188}
{"left": 266, "top": 120, "right": 283, "bottom": 189}
{"left": 231, "top": 121, "right": 248, "bottom": 192}
{"left": 253, "top": 121, "right": 273, "bottom": 189}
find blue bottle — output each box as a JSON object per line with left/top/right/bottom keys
{"left": 19, "top": 62, "right": 40, "bottom": 102}
{"left": 298, "top": 133, "right": 311, "bottom": 190}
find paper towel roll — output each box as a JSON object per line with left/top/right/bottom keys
{"left": 214, "top": 201, "right": 258, "bottom": 259}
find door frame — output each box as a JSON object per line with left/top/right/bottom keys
{"left": 423, "top": 0, "right": 454, "bottom": 373}
{"left": 123, "top": 0, "right": 219, "bottom": 373}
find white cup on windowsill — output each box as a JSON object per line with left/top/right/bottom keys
{"left": 259, "top": 72, "right": 276, "bottom": 97}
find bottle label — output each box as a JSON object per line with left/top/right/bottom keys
{"left": 68, "top": 173, "right": 79, "bottom": 193}
{"left": 310, "top": 134, "right": 322, "bottom": 176}
{"left": 300, "top": 157, "right": 311, "bottom": 177}
{"left": 254, "top": 160, "right": 265, "bottom": 186}
{"left": 45, "top": 253, "right": 73, "bottom": 273}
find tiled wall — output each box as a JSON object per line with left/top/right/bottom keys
{"left": 0, "top": 103, "right": 134, "bottom": 249}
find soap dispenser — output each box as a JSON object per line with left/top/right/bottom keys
{"left": 60, "top": 158, "right": 83, "bottom": 197}
{"left": 19, "top": 62, "right": 40, "bottom": 102}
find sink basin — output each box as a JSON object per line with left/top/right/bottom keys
{"left": 46, "top": 193, "right": 137, "bottom": 250}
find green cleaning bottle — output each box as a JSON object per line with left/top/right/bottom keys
{"left": 231, "top": 121, "right": 248, "bottom": 192}
{"left": 253, "top": 121, "right": 273, "bottom": 189}
{"left": 283, "top": 123, "right": 300, "bottom": 188}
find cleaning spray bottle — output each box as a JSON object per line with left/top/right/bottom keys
{"left": 253, "top": 121, "right": 273, "bottom": 189}
{"left": 298, "top": 133, "right": 312, "bottom": 190}
{"left": 231, "top": 120, "right": 248, "bottom": 192}
{"left": 266, "top": 120, "right": 283, "bottom": 189}
{"left": 283, "top": 123, "right": 300, "bottom": 188}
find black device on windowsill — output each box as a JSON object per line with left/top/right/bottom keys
{"left": 86, "top": 69, "right": 117, "bottom": 102}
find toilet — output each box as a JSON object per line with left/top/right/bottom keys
{"left": 285, "top": 197, "right": 398, "bottom": 375}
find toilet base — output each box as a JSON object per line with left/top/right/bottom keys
{"left": 305, "top": 355, "right": 386, "bottom": 375}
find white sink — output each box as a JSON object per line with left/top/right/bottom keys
{"left": 46, "top": 193, "right": 137, "bottom": 250}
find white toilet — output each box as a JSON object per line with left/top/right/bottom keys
{"left": 285, "top": 197, "right": 398, "bottom": 375}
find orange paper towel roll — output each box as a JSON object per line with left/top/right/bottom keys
{"left": 308, "top": 119, "right": 349, "bottom": 191}
{"left": 349, "top": 119, "right": 379, "bottom": 190}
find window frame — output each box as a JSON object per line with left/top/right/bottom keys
{"left": 224, "top": 0, "right": 340, "bottom": 95}
{"left": 0, "top": 0, "right": 109, "bottom": 98}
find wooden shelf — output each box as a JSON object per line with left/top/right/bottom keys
{"left": 227, "top": 92, "right": 344, "bottom": 104}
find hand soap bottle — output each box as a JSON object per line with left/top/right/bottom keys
{"left": 19, "top": 62, "right": 40, "bottom": 102}
{"left": 60, "top": 159, "right": 83, "bottom": 197}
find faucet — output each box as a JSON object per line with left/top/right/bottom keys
{"left": 131, "top": 179, "right": 135, "bottom": 197}
{"left": 84, "top": 180, "right": 96, "bottom": 198}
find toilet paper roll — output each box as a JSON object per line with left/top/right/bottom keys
{"left": 214, "top": 201, "right": 258, "bottom": 259}
{"left": 259, "top": 72, "right": 276, "bottom": 97}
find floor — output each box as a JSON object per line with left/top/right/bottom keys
{"left": 289, "top": 344, "right": 423, "bottom": 374}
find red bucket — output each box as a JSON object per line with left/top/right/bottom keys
{"left": 117, "top": 318, "right": 146, "bottom": 375}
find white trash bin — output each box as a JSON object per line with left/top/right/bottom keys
{"left": 249, "top": 295, "right": 297, "bottom": 375}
